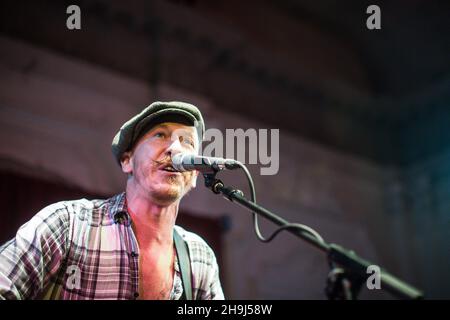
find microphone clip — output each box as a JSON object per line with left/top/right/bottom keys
{"left": 202, "top": 170, "right": 223, "bottom": 194}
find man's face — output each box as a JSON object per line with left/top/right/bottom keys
{"left": 121, "top": 122, "right": 199, "bottom": 206}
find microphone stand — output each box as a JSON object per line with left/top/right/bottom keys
{"left": 202, "top": 171, "right": 424, "bottom": 300}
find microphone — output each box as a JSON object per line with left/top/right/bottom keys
{"left": 171, "top": 153, "right": 241, "bottom": 173}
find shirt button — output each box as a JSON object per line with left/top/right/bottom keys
{"left": 134, "top": 292, "right": 139, "bottom": 299}
{"left": 131, "top": 252, "right": 138, "bottom": 257}
{"left": 114, "top": 212, "right": 130, "bottom": 224}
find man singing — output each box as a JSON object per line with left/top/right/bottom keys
{"left": 0, "top": 101, "right": 225, "bottom": 300}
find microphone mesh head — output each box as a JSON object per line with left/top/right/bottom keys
{"left": 171, "top": 153, "right": 185, "bottom": 171}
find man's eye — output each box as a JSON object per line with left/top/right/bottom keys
{"left": 154, "top": 132, "right": 165, "bottom": 138}
{"left": 181, "top": 136, "right": 195, "bottom": 147}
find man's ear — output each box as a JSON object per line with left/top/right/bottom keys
{"left": 120, "top": 152, "right": 133, "bottom": 174}
{"left": 191, "top": 170, "right": 199, "bottom": 188}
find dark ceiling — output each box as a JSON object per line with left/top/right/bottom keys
{"left": 277, "top": 0, "right": 450, "bottom": 98}
{"left": 1, "top": 0, "right": 449, "bottom": 166}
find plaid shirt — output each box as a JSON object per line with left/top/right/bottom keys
{"left": 0, "top": 193, "right": 224, "bottom": 300}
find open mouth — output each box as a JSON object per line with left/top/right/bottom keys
{"left": 160, "top": 164, "right": 178, "bottom": 173}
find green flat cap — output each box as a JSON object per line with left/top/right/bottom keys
{"left": 111, "top": 101, "right": 205, "bottom": 165}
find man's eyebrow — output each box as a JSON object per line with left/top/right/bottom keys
{"left": 148, "top": 124, "right": 196, "bottom": 139}
{"left": 150, "top": 124, "right": 170, "bottom": 131}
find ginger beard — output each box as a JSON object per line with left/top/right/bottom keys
{"left": 122, "top": 122, "right": 200, "bottom": 206}
{"left": 133, "top": 158, "right": 195, "bottom": 204}
{"left": 131, "top": 150, "right": 197, "bottom": 206}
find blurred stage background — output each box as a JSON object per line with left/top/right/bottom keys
{"left": 0, "top": 0, "right": 449, "bottom": 299}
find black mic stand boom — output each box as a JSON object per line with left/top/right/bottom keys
{"left": 202, "top": 171, "right": 423, "bottom": 300}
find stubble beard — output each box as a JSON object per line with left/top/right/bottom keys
{"left": 136, "top": 160, "right": 191, "bottom": 206}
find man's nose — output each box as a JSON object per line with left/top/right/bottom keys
{"left": 166, "top": 138, "right": 183, "bottom": 156}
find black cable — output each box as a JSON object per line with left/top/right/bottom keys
{"left": 235, "top": 162, "right": 325, "bottom": 244}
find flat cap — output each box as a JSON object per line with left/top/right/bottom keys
{"left": 111, "top": 101, "right": 205, "bottom": 165}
